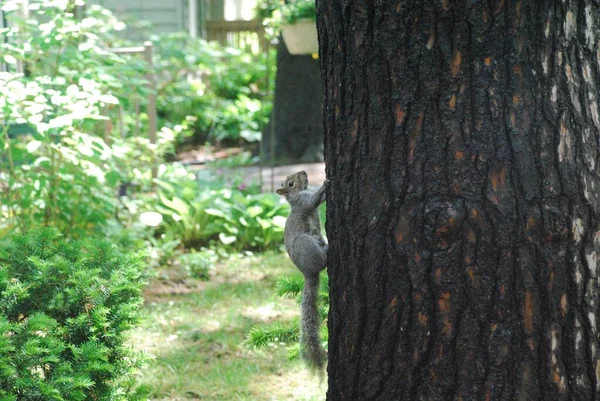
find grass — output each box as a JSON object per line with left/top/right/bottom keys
{"left": 131, "top": 251, "right": 326, "bottom": 401}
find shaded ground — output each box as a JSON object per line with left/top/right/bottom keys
{"left": 131, "top": 252, "right": 326, "bottom": 401}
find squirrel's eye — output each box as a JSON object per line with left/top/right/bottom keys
{"left": 287, "top": 181, "right": 294, "bottom": 188}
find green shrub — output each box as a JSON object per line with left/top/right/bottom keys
{"left": 0, "top": 0, "right": 157, "bottom": 237}
{"left": 0, "top": 227, "right": 150, "bottom": 400}
{"left": 153, "top": 178, "right": 288, "bottom": 251}
{"left": 151, "top": 33, "right": 273, "bottom": 146}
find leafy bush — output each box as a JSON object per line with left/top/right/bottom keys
{"left": 0, "top": 73, "right": 123, "bottom": 237}
{"left": 151, "top": 33, "right": 273, "bottom": 147}
{"left": 154, "top": 179, "right": 288, "bottom": 251}
{"left": 0, "top": 227, "right": 150, "bottom": 400}
{"left": 0, "top": 0, "right": 156, "bottom": 237}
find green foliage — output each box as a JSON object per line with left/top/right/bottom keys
{"left": 246, "top": 271, "right": 329, "bottom": 362}
{"left": 247, "top": 320, "right": 299, "bottom": 350}
{"left": 0, "top": 0, "right": 154, "bottom": 237}
{"left": 254, "top": 0, "right": 281, "bottom": 19}
{"left": 281, "top": 0, "right": 317, "bottom": 24}
{"left": 152, "top": 175, "right": 289, "bottom": 251}
{"left": 0, "top": 73, "right": 122, "bottom": 236}
{"left": 0, "top": 0, "right": 272, "bottom": 240}
{"left": 255, "top": 0, "right": 316, "bottom": 26}
{"left": 275, "top": 275, "right": 304, "bottom": 297}
{"left": 0, "top": 227, "right": 150, "bottom": 400}
{"left": 151, "top": 33, "right": 273, "bottom": 146}
{"left": 177, "top": 248, "right": 218, "bottom": 280}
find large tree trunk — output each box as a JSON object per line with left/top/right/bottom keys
{"left": 318, "top": 1, "right": 600, "bottom": 400}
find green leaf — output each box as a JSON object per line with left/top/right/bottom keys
{"left": 105, "top": 171, "right": 120, "bottom": 186}
{"left": 246, "top": 206, "right": 263, "bottom": 218}
{"left": 154, "top": 180, "right": 175, "bottom": 193}
{"left": 3, "top": 55, "right": 17, "bottom": 65}
{"left": 98, "top": 94, "right": 119, "bottom": 105}
{"left": 205, "top": 208, "right": 226, "bottom": 218}
{"left": 257, "top": 217, "right": 271, "bottom": 230}
{"left": 239, "top": 129, "right": 261, "bottom": 142}
{"left": 26, "top": 140, "right": 42, "bottom": 153}
{"left": 272, "top": 215, "right": 287, "bottom": 228}
{"left": 219, "top": 233, "right": 236, "bottom": 245}
{"left": 160, "top": 194, "right": 191, "bottom": 217}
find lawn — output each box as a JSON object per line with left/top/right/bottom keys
{"left": 131, "top": 252, "right": 326, "bottom": 401}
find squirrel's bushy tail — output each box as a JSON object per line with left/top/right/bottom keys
{"left": 301, "top": 273, "right": 326, "bottom": 377}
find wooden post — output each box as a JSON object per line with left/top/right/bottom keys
{"left": 189, "top": 0, "right": 198, "bottom": 39}
{"left": 0, "top": 6, "right": 6, "bottom": 73}
{"left": 144, "top": 41, "right": 157, "bottom": 179}
{"left": 15, "top": 0, "right": 28, "bottom": 75}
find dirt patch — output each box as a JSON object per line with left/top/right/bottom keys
{"left": 143, "top": 264, "right": 211, "bottom": 302}
{"left": 143, "top": 256, "right": 275, "bottom": 303}
{"left": 144, "top": 280, "right": 208, "bottom": 302}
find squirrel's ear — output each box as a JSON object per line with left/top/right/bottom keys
{"left": 276, "top": 188, "right": 287, "bottom": 195}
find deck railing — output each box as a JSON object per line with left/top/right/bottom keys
{"left": 205, "top": 20, "right": 268, "bottom": 54}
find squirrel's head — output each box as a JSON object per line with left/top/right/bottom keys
{"left": 276, "top": 170, "right": 308, "bottom": 197}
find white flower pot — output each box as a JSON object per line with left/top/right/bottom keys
{"left": 281, "top": 19, "right": 318, "bottom": 55}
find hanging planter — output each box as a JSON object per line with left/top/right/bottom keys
{"left": 281, "top": 19, "right": 318, "bottom": 55}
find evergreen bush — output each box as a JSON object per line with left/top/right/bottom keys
{"left": 0, "top": 228, "right": 150, "bottom": 401}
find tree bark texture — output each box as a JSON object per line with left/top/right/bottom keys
{"left": 318, "top": 1, "right": 600, "bottom": 400}
{"left": 263, "top": 38, "right": 324, "bottom": 164}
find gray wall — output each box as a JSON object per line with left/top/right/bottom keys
{"left": 89, "top": 0, "right": 190, "bottom": 40}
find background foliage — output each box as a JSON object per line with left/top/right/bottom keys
{"left": 0, "top": 0, "right": 276, "bottom": 244}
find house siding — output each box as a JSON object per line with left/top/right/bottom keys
{"left": 89, "top": 0, "right": 189, "bottom": 39}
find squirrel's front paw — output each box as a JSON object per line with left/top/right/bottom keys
{"left": 323, "top": 179, "right": 330, "bottom": 186}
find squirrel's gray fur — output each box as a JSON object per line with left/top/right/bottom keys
{"left": 276, "top": 170, "right": 328, "bottom": 376}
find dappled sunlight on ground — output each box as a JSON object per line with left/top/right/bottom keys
{"left": 131, "top": 252, "right": 323, "bottom": 401}
{"left": 241, "top": 301, "right": 298, "bottom": 322}
{"left": 250, "top": 366, "right": 326, "bottom": 401}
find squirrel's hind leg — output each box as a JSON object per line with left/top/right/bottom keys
{"left": 290, "top": 234, "right": 327, "bottom": 275}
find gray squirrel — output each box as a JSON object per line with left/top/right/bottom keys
{"left": 276, "top": 170, "right": 328, "bottom": 375}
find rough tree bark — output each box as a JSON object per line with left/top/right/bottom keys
{"left": 318, "top": 1, "right": 600, "bottom": 400}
